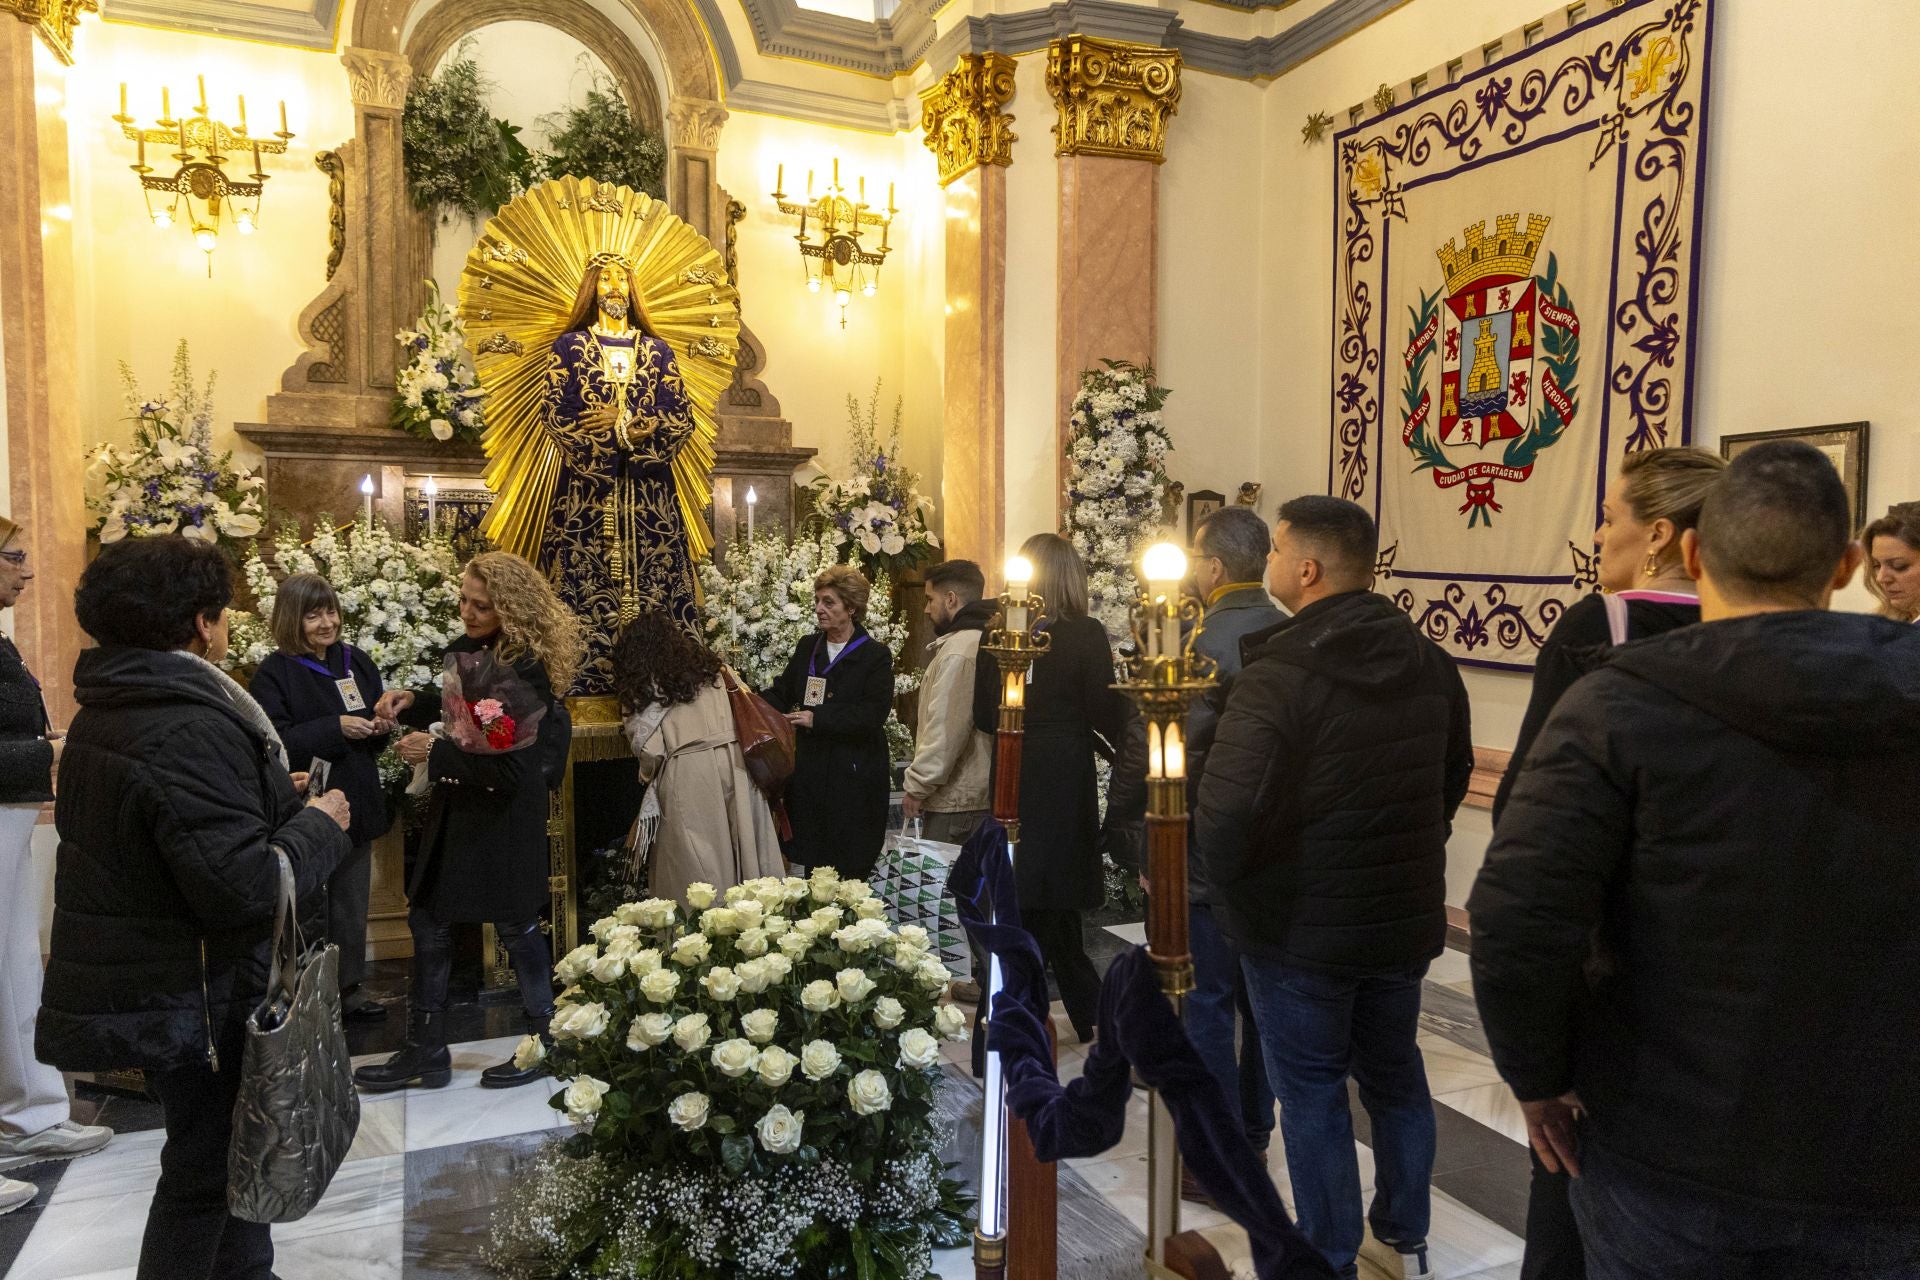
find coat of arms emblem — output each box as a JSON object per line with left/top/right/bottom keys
{"left": 1400, "top": 212, "right": 1581, "bottom": 526}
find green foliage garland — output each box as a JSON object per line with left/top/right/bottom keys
{"left": 538, "top": 85, "right": 666, "bottom": 199}
{"left": 401, "top": 55, "right": 532, "bottom": 222}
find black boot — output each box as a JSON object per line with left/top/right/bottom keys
{"left": 480, "top": 1015, "right": 552, "bottom": 1089}
{"left": 353, "top": 1011, "right": 450, "bottom": 1093}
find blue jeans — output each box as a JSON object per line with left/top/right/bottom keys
{"left": 1185, "top": 903, "right": 1275, "bottom": 1150}
{"left": 1571, "top": 1141, "right": 1920, "bottom": 1280}
{"left": 1242, "top": 957, "right": 1435, "bottom": 1278}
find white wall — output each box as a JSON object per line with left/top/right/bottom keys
{"left": 1255, "top": 0, "right": 1920, "bottom": 903}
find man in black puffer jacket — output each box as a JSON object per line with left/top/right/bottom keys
{"left": 1470, "top": 442, "right": 1920, "bottom": 1279}
{"left": 1196, "top": 496, "right": 1471, "bottom": 1280}
{"left": 36, "top": 537, "right": 350, "bottom": 1280}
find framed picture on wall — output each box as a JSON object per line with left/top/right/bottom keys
{"left": 1719, "top": 422, "right": 1871, "bottom": 530}
{"left": 1186, "top": 489, "right": 1225, "bottom": 535}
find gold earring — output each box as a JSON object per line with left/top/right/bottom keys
{"left": 1643, "top": 552, "right": 1661, "bottom": 580}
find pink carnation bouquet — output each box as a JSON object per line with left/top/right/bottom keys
{"left": 440, "top": 648, "right": 546, "bottom": 754}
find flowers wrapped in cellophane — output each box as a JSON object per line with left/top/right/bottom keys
{"left": 440, "top": 648, "right": 547, "bottom": 755}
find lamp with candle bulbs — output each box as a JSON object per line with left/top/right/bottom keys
{"left": 971, "top": 553, "right": 1058, "bottom": 1280}
{"left": 769, "top": 158, "right": 897, "bottom": 329}
{"left": 1114, "top": 540, "right": 1221, "bottom": 1273}
{"left": 113, "top": 76, "right": 293, "bottom": 276}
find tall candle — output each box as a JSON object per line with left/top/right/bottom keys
{"left": 745, "top": 484, "right": 757, "bottom": 541}
{"left": 360, "top": 474, "right": 374, "bottom": 526}
{"left": 888, "top": 181, "right": 895, "bottom": 211}
{"left": 238, "top": 94, "right": 246, "bottom": 132}
{"left": 1003, "top": 668, "right": 1024, "bottom": 710}
{"left": 252, "top": 141, "right": 262, "bottom": 175}
{"left": 278, "top": 100, "right": 288, "bottom": 135}
{"left": 424, "top": 476, "right": 438, "bottom": 537}
{"left": 1146, "top": 721, "right": 1164, "bottom": 779}
{"left": 1163, "top": 722, "right": 1186, "bottom": 780}
{"left": 197, "top": 74, "right": 207, "bottom": 114}
{"left": 161, "top": 86, "right": 170, "bottom": 120}
{"left": 776, "top": 162, "right": 783, "bottom": 193}
{"left": 118, "top": 82, "right": 126, "bottom": 118}
{"left": 178, "top": 118, "right": 188, "bottom": 152}
{"left": 136, "top": 133, "right": 145, "bottom": 169}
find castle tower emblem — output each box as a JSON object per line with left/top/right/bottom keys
{"left": 1399, "top": 210, "right": 1582, "bottom": 528}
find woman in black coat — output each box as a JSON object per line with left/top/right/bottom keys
{"left": 972, "top": 532, "right": 1128, "bottom": 1043}
{"left": 765, "top": 563, "right": 894, "bottom": 878}
{"left": 356, "top": 552, "right": 580, "bottom": 1094}
{"left": 37, "top": 537, "right": 351, "bottom": 1280}
{"left": 249, "top": 573, "right": 392, "bottom": 1022}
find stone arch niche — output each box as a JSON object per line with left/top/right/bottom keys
{"left": 246, "top": 0, "right": 802, "bottom": 550}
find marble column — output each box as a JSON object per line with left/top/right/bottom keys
{"left": 921, "top": 53, "right": 1016, "bottom": 566}
{"left": 1046, "top": 36, "right": 1181, "bottom": 510}
{"left": 0, "top": 21, "right": 88, "bottom": 724}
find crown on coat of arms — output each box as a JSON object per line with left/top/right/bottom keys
{"left": 1435, "top": 213, "right": 1552, "bottom": 294}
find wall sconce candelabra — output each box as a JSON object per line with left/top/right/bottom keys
{"left": 113, "top": 75, "right": 293, "bottom": 275}
{"left": 1114, "top": 542, "right": 1220, "bottom": 1274}
{"left": 770, "top": 158, "right": 896, "bottom": 329}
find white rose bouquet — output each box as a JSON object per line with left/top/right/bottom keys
{"left": 806, "top": 380, "right": 939, "bottom": 582}
{"left": 392, "top": 280, "right": 485, "bottom": 444}
{"left": 1062, "top": 359, "right": 1175, "bottom": 636}
{"left": 488, "top": 870, "right": 975, "bottom": 1277}
{"left": 85, "top": 341, "right": 265, "bottom": 555}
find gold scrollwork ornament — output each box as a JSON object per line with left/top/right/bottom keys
{"left": 1046, "top": 36, "right": 1181, "bottom": 164}
{"left": 918, "top": 52, "right": 1018, "bottom": 187}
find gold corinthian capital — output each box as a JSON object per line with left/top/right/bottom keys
{"left": 919, "top": 52, "right": 1018, "bottom": 187}
{"left": 2, "top": 0, "right": 96, "bottom": 65}
{"left": 1045, "top": 35, "right": 1182, "bottom": 163}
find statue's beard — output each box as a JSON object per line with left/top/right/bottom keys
{"left": 599, "top": 296, "right": 629, "bottom": 321}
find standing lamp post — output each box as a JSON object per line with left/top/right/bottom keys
{"left": 973, "top": 555, "right": 1058, "bottom": 1280}
{"left": 1115, "top": 543, "right": 1220, "bottom": 1277}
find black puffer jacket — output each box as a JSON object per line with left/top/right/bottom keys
{"left": 0, "top": 635, "right": 53, "bottom": 803}
{"left": 1194, "top": 590, "right": 1472, "bottom": 975}
{"left": 1470, "top": 611, "right": 1920, "bottom": 1215}
{"left": 37, "top": 647, "right": 349, "bottom": 1073}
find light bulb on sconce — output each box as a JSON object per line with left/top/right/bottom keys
{"left": 1004, "top": 556, "right": 1033, "bottom": 588}
{"left": 1141, "top": 541, "right": 1187, "bottom": 586}
{"left": 1140, "top": 541, "right": 1188, "bottom": 660}
{"left": 806, "top": 278, "right": 821, "bottom": 294}
{"left": 862, "top": 282, "right": 877, "bottom": 298}
{"left": 1003, "top": 555, "right": 1035, "bottom": 635}
{"left": 833, "top": 288, "right": 852, "bottom": 307}
{"left": 192, "top": 224, "right": 218, "bottom": 253}
{"left": 235, "top": 210, "right": 255, "bottom": 235}
{"left": 151, "top": 208, "right": 174, "bottom": 229}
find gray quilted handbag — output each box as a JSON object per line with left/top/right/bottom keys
{"left": 227, "top": 847, "right": 361, "bottom": 1223}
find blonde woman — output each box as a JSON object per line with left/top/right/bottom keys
{"left": 358, "top": 552, "right": 584, "bottom": 1093}
{"left": 1862, "top": 502, "right": 1920, "bottom": 623}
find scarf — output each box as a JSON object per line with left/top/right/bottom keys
{"left": 178, "top": 649, "right": 290, "bottom": 770}
{"left": 622, "top": 702, "right": 672, "bottom": 878}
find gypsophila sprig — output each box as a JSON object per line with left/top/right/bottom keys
{"left": 698, "top": 528, "right": 919, "bottom": 757}
{"left": 86, "top": 341, "right": 265, "bottom": 553}
{"left": 393, "top": 280, "right": 485, "bottom": 444}
{"left": 488, "top": 871, "right": 974, "bottom": 1277}
{"left": 807, "top": 380, "right": 939, "bottom": 582}
{"left": 1063, "top": 360, "right": 1174, "bottom": 636}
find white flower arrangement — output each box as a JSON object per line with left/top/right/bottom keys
{"left": 224, "top": 519, "right": 463, "bottom": 691}
{"left": 698, "top": 528, "right": 920, "bottom": 758}
{"left": 807, "top": 382, "right": 939, "bottom": 581}
{"left": 392, "top": 280, "right": 485, "bottom": 444}
{"left": 502, "top": 871, "right": 973, "bottom": 1276}
{"left": 86, "top": 341, "right": 266, "bottom": 552}
{"left": 1062, "top": 360, "right": 1175, "bottom": 636}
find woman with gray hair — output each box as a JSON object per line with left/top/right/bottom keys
{"left": 766, "top": 563, "right": 895, "bottom": 877}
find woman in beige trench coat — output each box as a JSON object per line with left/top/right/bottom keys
{"left": 612, "top": 612, "right": 784, "bottom": 902}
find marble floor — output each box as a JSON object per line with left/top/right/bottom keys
{"left": 0, "top": 941, "right": 1531, "bottom": 1280}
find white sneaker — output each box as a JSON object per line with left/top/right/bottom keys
{"left": 0, "top": 1120, "right": 113, "bottom": 1172}
{"left": 1395, "top": 1243, "right": 1434, "bottom": 1280}
{"left": 0, "top": 1175, "right": 35, "bottom": 1215}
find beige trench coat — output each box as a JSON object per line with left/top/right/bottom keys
{"left": 625, "top": 677, "right": 785, "bottom": 903}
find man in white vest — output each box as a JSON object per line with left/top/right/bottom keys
{"left": 901, "top": 560, "right": 995, "bottom": 846}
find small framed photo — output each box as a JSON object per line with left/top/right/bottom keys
{"left": 1186, "top": 488, "right": 1225, "bottom": 535}
{"left": 1720, "top": 422, "right": 1870, "bottom": 530}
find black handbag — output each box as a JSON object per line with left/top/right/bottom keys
{"left": 227, "top": 847, "right": 360, "bottom": 1223}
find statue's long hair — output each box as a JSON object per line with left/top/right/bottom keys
{"left": 562, "top": 264, "right": 662, "bottom": 339}
{"left": 463, "top": 551, "right": 587, "bottom": 693}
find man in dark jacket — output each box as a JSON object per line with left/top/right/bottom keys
{"left": 38, "top": 536, "right": 351, "bottom": 1280}
{"left": 1183, "top": 505, "right": 1284, "bottom": 1189}
{"left": 1469, "top": 441, "right": 1920, "bottom": 1278}
{"left": 1196, "top": 496, "right": 1472, "bottom": 1280}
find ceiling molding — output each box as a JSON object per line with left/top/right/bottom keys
{"left": 723, "top": 77, "right": 912, "bottom": 132}
{"left": 735, "top": 0, "right": 939, "bottom": 77}
{"left": 101, "top": 0, "right": 342, "bottom": 50}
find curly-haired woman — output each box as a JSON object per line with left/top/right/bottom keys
{"left": 356, "top": 552, "right": 582, "bottom": 1093}
{"left": 1862, "top": 502, "right": 1920, "bottom": 624}
{"left": 765, "top": 563, "right": 894, "bottom": 878}
{"left": 612, "top": 611, "right": 783, "bottom": 904}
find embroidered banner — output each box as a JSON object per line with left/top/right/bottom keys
{"left": 1329, "top": 0, "right": 1714, "bottom": 669}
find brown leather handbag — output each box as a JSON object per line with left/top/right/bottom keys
{"left": 722, "top": 667, "right": 795, "bottom": 796}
